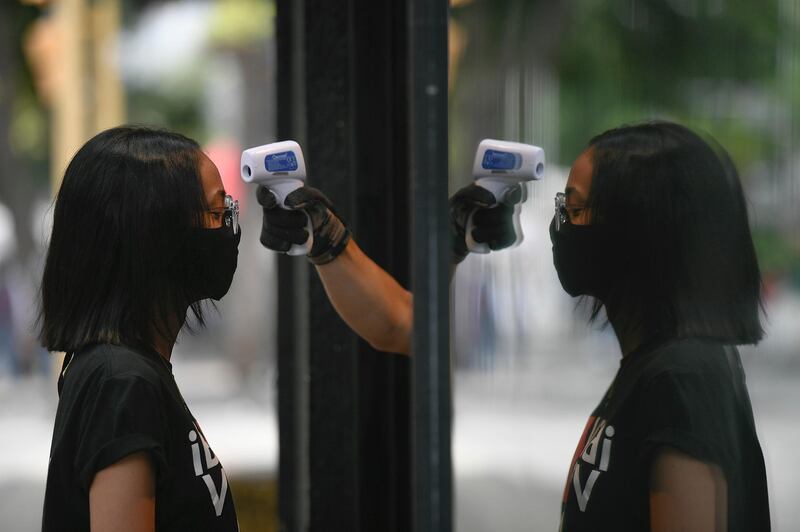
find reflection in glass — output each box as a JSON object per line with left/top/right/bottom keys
{"left": 449, "top": 1, "right": 799, "bottom": 530}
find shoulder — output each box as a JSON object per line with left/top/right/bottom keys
{"left": 66, "top": 343, "right": 166, "bottom": 389}
{"left": 629, "top": 339, "right": 751, "bottom": 471}
{"left": 638, "top": 338, "right": 733, "bottom": 381}
{"left": 625, "top": 338, "right": 743, "bottom": 422}
{"left": 629, "top": 337, "right": 745, "bottom": 426}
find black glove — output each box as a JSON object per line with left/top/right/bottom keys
{"left": 256, "top": 185, "right": 351, "bottom": 265}
{"left": 449, "top": 183, "right": 524, "bottom": 264}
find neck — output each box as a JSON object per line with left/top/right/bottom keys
{"left": 151, "top": 309, "right": 185, "bottom": 362}
{"left": 605, "top": 302, "right": 643, "bottom": 357}
{"left": 152, "top": 331, "right": 177, "bottom": 362}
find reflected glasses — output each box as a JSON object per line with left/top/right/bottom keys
{"left": 554, "top": 192, "right": 587, "bottom": 231}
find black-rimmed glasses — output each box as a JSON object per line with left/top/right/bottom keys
{"left": 207, "top": 194, "right": 240, "bottom": 234}
{"left": 554, "top": 192, "right": 588, "bottom": 231}
{"left": 225, "top": 195, "right": 239, "bottom": 234}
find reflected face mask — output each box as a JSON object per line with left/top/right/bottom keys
{"left": 549, "top": 216, "right": 612, "bottom": 298}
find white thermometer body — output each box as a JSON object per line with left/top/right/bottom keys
{"left": 465, "top": 139, "right": 545, "bottom": 254}
{"left": 241, "top": 140, "right": 313, "bottom": 256}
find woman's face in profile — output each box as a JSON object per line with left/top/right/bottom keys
{"left": 198, "top": 153, "right": 228, "bottom": 229}
{"left": 564, "top": 149, "right": 594, "bottom": 226}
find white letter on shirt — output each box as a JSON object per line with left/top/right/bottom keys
{"left": 572, "top": 463, "right": 601, "bottom": 512}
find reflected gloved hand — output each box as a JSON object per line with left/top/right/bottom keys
{"left": 256, "top": 185, "right": 352, "bottom": 265}
{"left": 449, "top": 182, "right": 524, "bottom": 264}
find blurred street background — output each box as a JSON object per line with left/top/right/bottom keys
{"left": 0, "top": 0, "right": 798, "bottom": 530}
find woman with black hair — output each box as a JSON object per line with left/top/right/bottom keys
{"left": 39, "top": 126, "right": 241, "bottom": 531}
{"left": 551, "top": 122, "right": 769, "bottom": 531}
{"left": 259, "top": 121, "right": 770, "bottom": 530}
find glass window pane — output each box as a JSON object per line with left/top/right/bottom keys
{"left": 450, "top": 1, "right": 798, "bottom": 530}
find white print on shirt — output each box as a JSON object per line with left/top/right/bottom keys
{"left": 571, "top": 417, "right": 615, "bottom": 512}
{"left": 189, "top": 426, "right": 229, "bottom": 517}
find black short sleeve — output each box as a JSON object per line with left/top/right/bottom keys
{"left": 559, "top": 340, "right": 769, "bottom": 532}
{"left": 74, "top": 374, "right": 169, "bottom": 491}
{"left": 639, "top": 370, "right": 736, "bottom": 472}
{"left": 44, "top": 344, "right": 240, "bottom": 531}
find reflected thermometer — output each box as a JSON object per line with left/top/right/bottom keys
{"left": 466, "top": 139, "right": 545, "bottom": 253}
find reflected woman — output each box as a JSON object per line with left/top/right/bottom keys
{"left": 40, "top": 126, "right": 241, "bottom": 531}
{"left": 551, "top": 122, "right": 769, "bottom": 531}
{"left": 259, "top": 121, "right": 770, "bottom": 530}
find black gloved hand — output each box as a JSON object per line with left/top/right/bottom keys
{"left": 449, "top": 182, "right": 524, "bottom": 264}
{"left": 256, "top": 185, "right": 351, "bottom": 265}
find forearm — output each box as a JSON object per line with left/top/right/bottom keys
{"left": 315, "top": 239, "right": 412, "bottom": 355}
{"left": 256, "top": 182, "right": 492, "bottom": 354}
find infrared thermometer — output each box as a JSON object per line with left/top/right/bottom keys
{"left": 465, "top": 139, "right": 545, "bottom": 254}
{"left": 240, "top": 140, "right": 313, "bottom": 256}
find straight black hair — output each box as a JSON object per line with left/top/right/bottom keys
{"left": 39, "top": 125, "right": 210, "bottom": 353}
{"left": 585, "top": 121, "right": 763, "bottom": 344}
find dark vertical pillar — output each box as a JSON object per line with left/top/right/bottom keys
{"left": 351, "top": 4, "right": 412, "bottom": 531}
{"left": 275, "top": 1, "right": 310, "bottom": 532}
{"left": 303, "top": 2, "right": 362, "bottom": 530}
{"left": 408, "top": 1, "right": 452, "bottom": 532}
{"left": 276, "top": 1, "right": 412, "bottom": 531}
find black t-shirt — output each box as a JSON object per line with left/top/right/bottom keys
{"left": 42, "top": 343, "right": 239, "bottom": 532}
{"left": 559, "top": 338, "right": 770, "bottom": 531}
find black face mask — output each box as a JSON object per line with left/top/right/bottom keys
{"left": 184, "top": 226, "right": 241, "bottom": 302}
{"left": 549, "top": 216, "right": 612, "bottom": 298}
